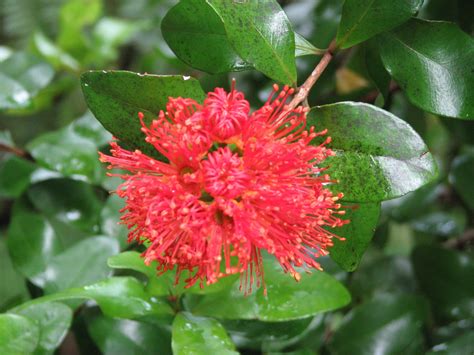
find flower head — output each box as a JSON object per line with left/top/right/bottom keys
{"left": 100, "top": 83, "right": 347, "bottom": 294}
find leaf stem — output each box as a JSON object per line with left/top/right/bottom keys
{"left": 0, "top": 143, "right": 34, "bottom": 161}
{"left": 287, "top": 40, "right": 337, "bottom": 111}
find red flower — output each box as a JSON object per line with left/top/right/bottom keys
{"left": 100, "top": 84, "right": 347, "bottom": 294}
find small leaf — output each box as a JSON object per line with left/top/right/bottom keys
{"left": 0, "top": 156, "right": 37, "bottom": 198}
{"left": 12, "top": 302, "right": 72, "bottom": 354}
{"left": 412, "top": 245, "right": 474, "bottom": 321}
{"left": 208, "top": 0, "right": 297, "bottom": 85}
{"left": 11, "top": 277, "right": 173, "bottom": 319}
{"left": 295, "top": 33, "right": 325, "bottom": 57}
{"left": 337, "top": 0, "right": 423, "bottom": 48}
{"left": 88, "top": 315, "right": 172, "bottom": 355}
{"left": 450, "top": 149, "right": 474, "bottom": 211}
{"left": 186, "top": 258, "right": 350, "bottom": 321}
{"left": 81, "top": 70, "right": 206, "bottom": 158}
{"left": 308, "top": 102, "right": 438, "bottom": 202}
{"left": 162, "top": 0, "right": 251, "bottom": 73}
{"left": 378, "top": 19, "right": 474, "bottom": 120}
{"left": 329, "top": 294, "right": 428, "bottom": 355}
{"left": 0, "top": 314, "right": 39, "bottom": 355}
{"left": 330, "top": 203, "right": 381, "bottom": 271}
{"left": 0, "top": 52, "right": 54, "bottom": 111}
{"left": 31, "top": 31, "right": 80, "bottom": 72}
{"left": 172, "top": 312, "right": 238, "bottom": 355}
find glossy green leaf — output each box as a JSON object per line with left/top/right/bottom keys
{"left": 27, "top": 127, "right": 105, "bottom": 184}
{"left": 412, "top": 245, "right": 474, "bottom": 320}
{"left": 7, "top": 208, "right": 63, "bottom": 285}
{"left": 450, "top": 149, "right": 474, "bottom": 210}
{"left": 221, "top": 317, "right": 321, "bottom": 352}
{"left": 0, "top": 314, "right": 39, "bottom": 355}
{"left": 108, "top": 251, "right": 155, "bottom": 278}
{"left": 308, "top": 102, "right": 438, "bottom": 202}
{"left": 350, "top": 256, "right": 417, "bottom": 302}
{"left": 162, "top": 0, "right": 251, "bottom": 73}
{"left": 329, "top": 294, "right": 428, "bottom": 355}
{"left": 81, "top": 70, "right": 206, "bottom": 158}
{"left": 410, "top": 208, "right": 467, "bottom": 237}
{"left": 0, "top": 239, "right": 29, "bottom": 311}
{"left": 0, "top": 156, "right": 37, "bottom": 198}
{"left": 186, "top": 258, "right": 350, "bottom": 321}
{"left": 12, "top": 302, "right": 72, "bottom": 353}
{"left": 27, "top": 179, "right": 103, "bottom": 233}
{"left": 88, "top": 315, "right": 172, "bottom": 355}
{"left": 41, "top": 236, "right": 120, "bottom": 294}
{"left": 330, "top": 203, "right": 381, "bottom": 271}
{"left": 70, "top": 111, "right": 112, "bottom": 147}
{"left": 337, "top": 0, "right": 423, "bottom": 48}
{"left": 0, "top": 52, "right": 54, "bottom": 111}
{"left": 428, "top": 331, "right": 474, "bottom": 355}
{"left": 208, "top": 0, "right": 296, "bottom": 85}
{"left": 364, "top": 39, "right": 391, "bottom": 102}
{"left": 379, "top": 19, "right": 474, "bottom": 120}
{"left": 172, "top": 312, "right": 238, "bottom": 355}
{"left": 12, "top": 277, "right": 173, "bottom": 319}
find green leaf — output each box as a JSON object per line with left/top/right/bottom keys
{"left": 81, "top": 70, "right": 206, "bottom": 158}
{"left": 378, "top": 19, "right": 474, "bottom": 120}
{"left": 308, "top": 102, "right": 438, "bottom": 202}
{"left": 0, "top": 156, "right": 37, "bottom": 198}
{"left": 364, "top": 39, "right": 391, "bottom": 102}
{"left": 162, "top": 0, "right": 251, "bottom": 73}
{"left": 108, "top": 251, "right": 155, "bottom": 278}
{"left": 295, "top": 33, "right": 325, "bottom": 57}
{"left": 12, "top": 302, "right": 72, "bottom": 354}
{"left": 208, "top": 0, "right": 297, "bottom": 85}
{"left": 0, "top": 314, "right": 39, "bottom": 355}
{"left": 186, "top": 258, "right": 350, "bottom": 321}
{"left": 88, "top": 315, "right": 172, "bottom": 355}
{"left": 69, "top": 111, "right": 112, "bottom": 147}
{"left": 337, "top": 0, "right": 423, "bottom": 48}
{"left": 12, "top": 277, "right": 173, "bottom": 319}
{"left": 172, "top": 312, "right": 238, "bottom": 355}
{"left": 428, "top": 331, "right": 474, "bottom": 355}
{"left": 350, "top": 256, "right": 417, "bottom": 302}
{"left": 27, "top": 179, "right": 103, "bottom": 232}
{"left": 410, "top": 208, "right": 467, "bottom": 237}
{"left": 41, "top": 236, "right": 120, "bottom": 294}
{"left": 412, "top": 245, "right": 474, "bottom": 321}
{"left": 0, "top": 239, "right": 29, "bottom": 311}
{"left": 31, "top": 31, "right": 80, "bottom": 72}
{"left": 450, "top": 149, "right": 474, "bottom": 210}
{"left": 0, "top": 52, "right": 54, "bottom": 111}
{"left": 27, "top": 126, "right": 105, "bottom": 184}
{"left": 330, "top": 203, "right": 381, "bottom": 271}
{"left": 329, "top": 294, "right": 428, "bottom": 355}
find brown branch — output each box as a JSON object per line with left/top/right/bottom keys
{"left": 0, "top": 143, "right": 34, "bottom": 161}
{"left": 444, "top": 229, "right": 474, "bottom": 250}
{"left": 286, "top": 40, "right": 337, "bottom": 111}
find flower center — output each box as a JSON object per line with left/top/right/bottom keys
{"left": 201, "top": 146, "right": 249, "bottom": 199}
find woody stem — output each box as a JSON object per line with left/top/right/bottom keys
{"left": 286, "top": 39, "right": 337, "bottom": 111}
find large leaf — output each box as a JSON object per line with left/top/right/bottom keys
{"left": 337, "top": 0, "right": 423, "bottom": 48}
{"left": 308, "top": 102, "right": 438, "bottom": 202}
{"left": 162, "top": 0, "right": 250, "bottom": 73}
{"left": 185, "top": 258, "right": 350, "bottom": 321}
{"left": 412, "top": 245, "right": 474, "bottom": 321}
{"left": 12, "top": 302, "right": 72, "bottom": 354}
{"left": 329, "top": 203, "right": 381, "bottom": 271}
{"left": 11, "top": 277, "right": 173, "bottom": 319}
{"left": 378, "top": 19, "right": 474, "bottom": 120}
{"left": 0, "top": 314, "right": 39, "bottom": 355}
{"left": 208, "top": 0, "right": 296, "bottom": 85}
{"left": 81, "top": 71, "right": 206, "bottom": 158}
{"left": 88, "top": 315, "right": 172, "bottom": 355}
{"left": 172, "top": 313, "right": 238, "bottom": 355}
{"left": 0, "top": 52, "right": 54, "bottom": 111}
{"left": 329, "top": 294, "right": 428, "bottom": 355}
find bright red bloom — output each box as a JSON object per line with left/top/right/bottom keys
{"left": 100, "top": 84, "right": 347, "bottom": 294}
